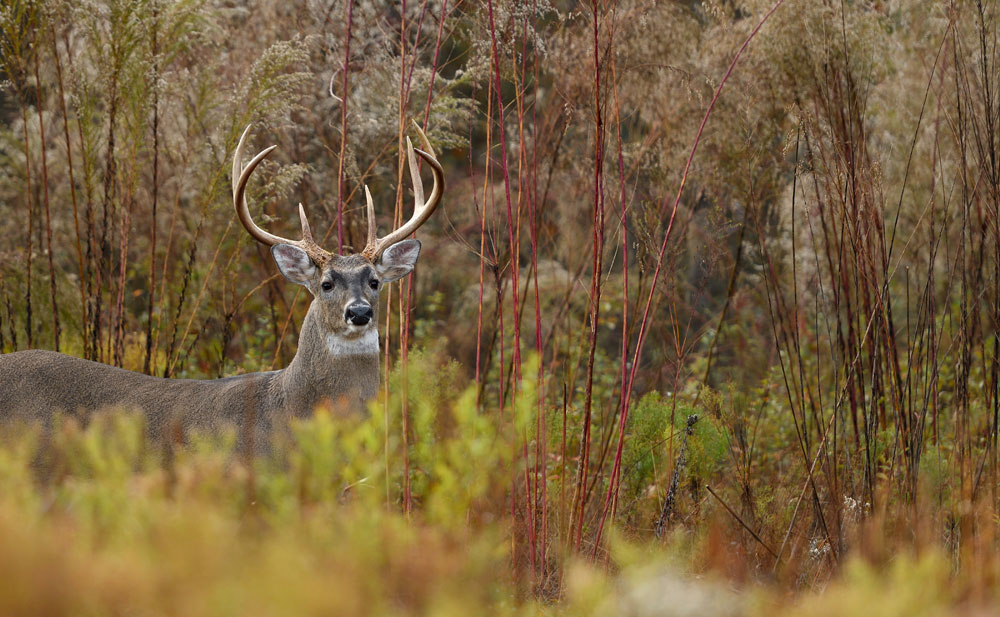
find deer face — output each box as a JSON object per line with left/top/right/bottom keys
{"left": 232, "top": 122, "right": 442, "bottom": 351}
{"left": 271, "top": 240, "right": 421, "bottom": 340}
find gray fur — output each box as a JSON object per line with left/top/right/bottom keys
{"left": 0, "top": 241, "right": 421, "bottom": 445}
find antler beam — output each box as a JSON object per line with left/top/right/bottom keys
{"left": 232, "top": 125, "right": 333, "bottom": 265}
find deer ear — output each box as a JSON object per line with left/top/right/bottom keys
{"left": 375, "top": 239, "right": 421, "bottom": 282}
{"left": 272, "top": 244, "right": 317, "bottom": 286}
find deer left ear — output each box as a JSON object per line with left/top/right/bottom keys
{"left": 375, "top": 239, "right": 421, "bottom": 282}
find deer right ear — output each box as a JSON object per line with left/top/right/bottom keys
{"left": 272, "top": 244, "right": 317, "bottom": 286}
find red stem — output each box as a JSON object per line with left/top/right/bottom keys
{"left": 486, "top": 0, "right": 523, "bottom": 385}
{"left": 336, "top": 0, "right": 353, "bottom": 253}
{"left": 613, "top": 0, "right": 788, "bottom": 535}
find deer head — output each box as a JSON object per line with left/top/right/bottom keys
{"left": 231, "top": 124, "right": 444, "bottom": 347}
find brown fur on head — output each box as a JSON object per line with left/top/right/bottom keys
{"left": 271, "top": 239, "right": 422, "bottom": 342}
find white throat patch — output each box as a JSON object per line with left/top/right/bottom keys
{"left": 326, "top": 329, "right": 379, "bottom": 357}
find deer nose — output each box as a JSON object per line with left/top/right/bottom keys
{"left": 345, "top": 303, "right": 373, "bottom": 326}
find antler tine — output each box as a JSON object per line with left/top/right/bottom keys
{"left": 407, "top": 137, "right": 424, "bottom": 210}
{"left": 364, "top": 185, "right": 377, "bottom": 249}
{"left": 232, "top": 124, "right": 333, "bottom": 264}
{"left": 407, "top": 123, "right": 435, "bottom": 212}
{"left": 361, "top": 126, "right": 445, "bottom": 261}
{"left": 411, "top": 121, "right": 436, "bottom": 158}
{"left": 297, "top": 203, "right": 314, "bottom": 240}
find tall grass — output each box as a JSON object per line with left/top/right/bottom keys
{"left": 3, "top": 0, "right": 1000, "bottom": 612}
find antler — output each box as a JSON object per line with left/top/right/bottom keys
{"left": 361, "top": 123, "right": 445, "bottom": 261}
{"left": 232, "top": 125, "right": 333, "bottom": 265}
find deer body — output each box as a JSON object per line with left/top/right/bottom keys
{"left": 0, "top": 349, "right": 285, "bottom": 434}
{"left": 0, "top": 303, "right": 379, "bottom": 437}
{"left": 0, "top": 124, "right": 443, "bottom": 441}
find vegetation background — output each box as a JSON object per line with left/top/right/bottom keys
{"left": 2, "top": 0, "right": 1000, "bottom": 614}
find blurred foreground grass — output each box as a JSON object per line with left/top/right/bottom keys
{"left": 1, "top": 374, "right": 996, "bottom": 617}
{"left": 0, "top": 399, "right": 519, "bottom": 617}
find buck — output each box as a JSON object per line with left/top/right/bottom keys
{"left": 0, "top": 124, "right": 444, "bottom": 442}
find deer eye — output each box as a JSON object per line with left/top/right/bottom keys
{"left": 369, "top": 278, "right": 379, "bottom": 290}
{"left": 321, "top": 281, "right": 333, "bottom": 292}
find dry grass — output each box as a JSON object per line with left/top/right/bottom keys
{"left": 3, "top": 0, "right": 1000, "bottom": 614}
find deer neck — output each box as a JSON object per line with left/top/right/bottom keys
{"left": 279, "top": 302, "right": 380, "bottom": 415}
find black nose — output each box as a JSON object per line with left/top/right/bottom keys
{"left": 345, "top": 303, "right": 373, "bottom": 326}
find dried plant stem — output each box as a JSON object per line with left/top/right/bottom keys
{"left": 706, "top": 484, "right": 778, "bottom": 559}
{"left": 167, "top": 219, "right": 232, "bottom": 376}
{"left": 33, "top": 38, "right": 60, "bottom": 351}
{"left": 97, "top": 76, "right": 119, "bottom": 363}
{"left": 112, "top": 187, "right": 133, "bottom": 366}
{"left": 144, "top": 7, "right": 160, "bottom": 375}
{"left": 486, "top": 0, "right": 523, "bottom": 386}
{"left": 594, "top": 24, "right": 632, "bottom": 547}
{"left": 335, "top": 0, "right": 353, "bottom": 252}
{"left": 49, "top": 17, "right": 87, "bottom": 356}
{"left": 152, "top": 146, "right": 193, "bottom": 376}
{"left": 572, "top": 0, "right": 607, "bottom": 552}
{"left": 655, "top": 414, "right": 698, "bottom": 537}
{"left": 396, "top": 0, "right": 411, "bottom": 517}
